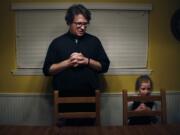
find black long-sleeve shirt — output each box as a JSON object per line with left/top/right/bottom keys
{"left": 43, "top": 32, "right": 110, "bottom": 95}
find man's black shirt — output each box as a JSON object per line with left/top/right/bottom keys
{"left": 43, "top": 32, "right": 110, "bottom": 95}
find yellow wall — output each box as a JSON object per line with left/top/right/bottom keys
{"left": 0, "top": 0, "right": 180, "bottom": 93}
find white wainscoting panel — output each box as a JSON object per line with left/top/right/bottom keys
{"left": 0, "top": 93, "right": 53, "bottom": 125}
{"left": 0, "top": 91, "right": 180, "bottom": 125}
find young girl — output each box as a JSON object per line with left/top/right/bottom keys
{"left": 128, "top": 75, "right": 158, "bottom": 125}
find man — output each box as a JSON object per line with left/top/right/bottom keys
{"left": 43, "top": 4, "right": 110, "bottom": 125}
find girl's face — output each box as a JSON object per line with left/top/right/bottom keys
{"left": 139, "top": 81, "right": 151, "bottom": 96}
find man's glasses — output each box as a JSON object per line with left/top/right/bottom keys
{"left": 140, "top": 87, "right": 151, "bottom": 91}
{"left": 73, "top": 22, "right": 89, "bottom": 28}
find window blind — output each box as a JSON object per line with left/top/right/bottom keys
{"left": 15, "top": 9, "right": 149, "bottom": 74}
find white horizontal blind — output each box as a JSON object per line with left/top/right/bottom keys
{"left": 88, "top": 10, "right": 148, "bottom": 68}
{"left": 16, "top": 10, "right": 68, "bottom": 68}
{"left": 15, "top": 9, "right": 149, "bottom": 70}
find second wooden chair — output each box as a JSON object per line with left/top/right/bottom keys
{"left": 122, "top": 89, "right": 167, "bottom": 125}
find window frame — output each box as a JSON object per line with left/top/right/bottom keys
{"left": 11, "top": 3, "right": 152, "bottom": 75}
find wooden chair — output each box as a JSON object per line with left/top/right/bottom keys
{"left": 54, "top": 90, "right": 101, "bottom": 126}
{"left": 122, "top": 89, "right": 167, "bottom": 125}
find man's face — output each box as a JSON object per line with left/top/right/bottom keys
{"left": 69, "top": 14, "right": 88, "bottom": 37}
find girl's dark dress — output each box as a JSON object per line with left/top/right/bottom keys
{"left": 128, "top": 101, "right": 158, "bottom": 125}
